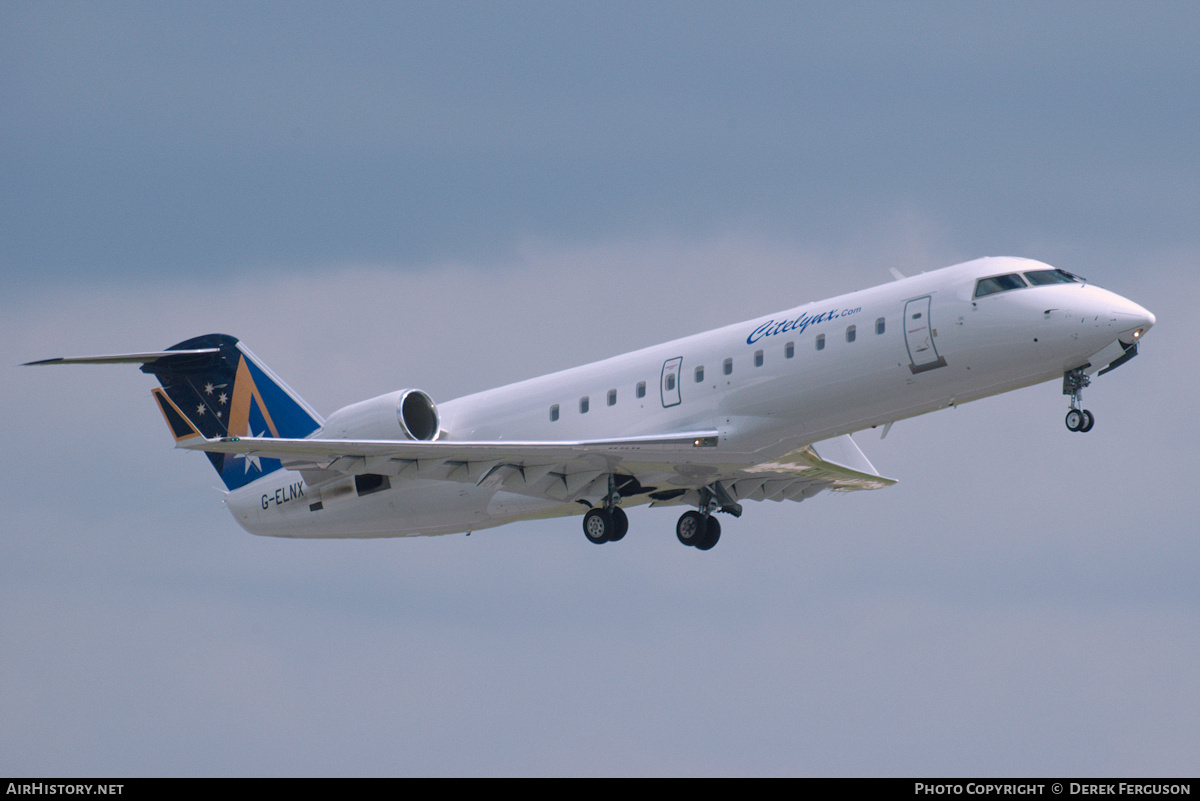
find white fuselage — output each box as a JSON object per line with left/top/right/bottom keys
{"left": 225, "top": 257, "right": 1154, "bottom": 538}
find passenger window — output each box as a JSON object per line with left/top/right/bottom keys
{"left": 816, "top": 334, "right": 825, "bottom": 351}
{"left": 754, "top": 350, "right": 764, "bottom": 367}
{"left": 723, "top": 358, "right": 733, "bottom": 376}
{"left": 665, "top": 374, "right": 676, "bottom": 392}
{"left": 974, "top": 273, "right": 1028, "bottom": 298}
{"left": 636, "top": 381, "right": 646, "bottom": 399}
{"left": 785, "top": 341, "right": 794, "bottom": 359}
{"left": 550, "top": 404, "right": 559, "bottom": 422}
{"left": 846, "top": 325, "right": 856, "bottom": 343}
{"left": 580, "top": 396, "right": 589, "bottom": 414}
{"left": 695, "top": 365, "right": 704, "bottom": 383}
{"left": 875, "top": 317, "right": 885, "bottom": 335}
{"left": 607, "top": 389, "right": 617, "bottom": 406}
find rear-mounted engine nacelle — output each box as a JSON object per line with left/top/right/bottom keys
{"left": 320, "top": 389, "right": 440, "bottom": 441}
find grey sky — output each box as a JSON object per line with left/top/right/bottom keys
{"left": 6, "top": 2, "right": 1199, "bottom": 280}
{"left": 3, "top": 2, "right": 1198, "bottom": 776}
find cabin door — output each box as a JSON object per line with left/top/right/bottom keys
{"left": 660, "top": 357, "right": 682, "bottom": 407}
{"left": 903, "top": 296, "right": 948, "bottom": 373}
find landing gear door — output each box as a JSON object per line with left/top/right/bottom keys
{"left": 661, "top": 357, "right": 682, "bottom": 407}
{"left": 904, "top": 296, "right": 948, "bottom": 374}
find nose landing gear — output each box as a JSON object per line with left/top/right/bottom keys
{"left": 1065, "top": 407, "right": 1094, "bottom": 432}
{"left": 1063, "top": 368, "right": 1095, "bottom": 432}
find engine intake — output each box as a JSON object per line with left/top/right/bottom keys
{"left": 320, "top": 389, "right": 440, "bottom": 442}
{"left": 398, "top": 389, "right": 439, "bottom": 441}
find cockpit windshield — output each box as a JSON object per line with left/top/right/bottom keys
{"left": 974, "top": 273, "right": 1027, "bottom": 298}
{"left": 975, "top": 268, "right": 1084, "bottom": 299}
{"left": 1023, "top": 269, "right": 1082, "bottom": 286}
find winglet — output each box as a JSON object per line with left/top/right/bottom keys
{"left": 806, "top": 434, "right": 896, "bottom": 489}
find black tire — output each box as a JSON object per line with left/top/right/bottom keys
{"left": 1065, "top": 409, "right": 1084, "bottom": 432}
{"left": 695, "top": 516, "right": 721, "bottom": 551}
{"left": 583, "top": 508, "right": 612, "bottom": 544}
{"left": 1080, "top": 409, "right": 1095, "bottom": 432}
{"left": 676, "top": 510, "right": 704, "bottom": 546}
{"left": 609, "top": 507, "right": 629, "bottom": 542}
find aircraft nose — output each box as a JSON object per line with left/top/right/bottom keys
{"left": 1112, "top": 296, "right": 1155, "bottom": 344}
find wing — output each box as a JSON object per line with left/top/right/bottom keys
{"left": 180, "top": 429, "right": 895, "bottom": 511}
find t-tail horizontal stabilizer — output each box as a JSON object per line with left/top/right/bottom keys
{"left": 25, "top": 334, "right": 323, "bottom": 491}
{"left": 24, "top": 349, "right": 221, "bottom": 366}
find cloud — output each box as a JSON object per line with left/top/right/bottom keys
{"left": 4, "top": 228, "right": 1197, "bottom": 775}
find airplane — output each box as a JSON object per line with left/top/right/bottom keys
{"left": 26, "top": 256, "right": 1154, "bottom": 550}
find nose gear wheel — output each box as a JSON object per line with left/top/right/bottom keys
{"left": 1063, "top": 368, "right": 1096, "bottom": 433}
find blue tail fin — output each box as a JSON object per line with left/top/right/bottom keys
{"left": 143, "top": 334, "right": 323, "bottom": 490}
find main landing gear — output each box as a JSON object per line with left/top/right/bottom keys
{"left": 580, "top": 478, "right": 734, "bottom": 550}
{"left": 582, "top": 505, "right": 628, "bottom": 544}
{"left": 674, "top": 484, "right": 730, "bottom": 550}
{"left": 676, "top": 510, "right": 720, "bottom": 551}
{"left": 582, "top": 474, "right": 629, "bottom": 544}
{"left": 1063, "top": 368, "right": 1095, "bottom": 433}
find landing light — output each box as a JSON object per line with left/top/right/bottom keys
{"left": 1133, "top": 329, "right": 1143, "bottom": 339}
